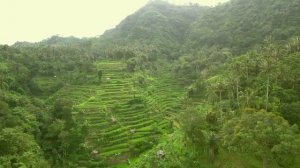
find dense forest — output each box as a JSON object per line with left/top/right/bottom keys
{"left": 1, "top": 0, "right": 300, "bottom": 168}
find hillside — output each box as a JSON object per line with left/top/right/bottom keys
{"left": 183, "top": 0, "right": 300, "bottom": 54}
{"left": 91, "top": 1, "right": 208, "bottom": 59}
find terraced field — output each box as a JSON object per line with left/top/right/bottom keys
{"left": 50, "top": 61, "right": 185, "bottom": 167}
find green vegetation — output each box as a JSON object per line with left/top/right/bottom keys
{"left": 1, "top": 0, "right": 300, "bottom": 167}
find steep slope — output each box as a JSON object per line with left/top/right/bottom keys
{"left": 92, "top": 1, "right": 208, "bottom": 59}
{"left": 183, "top": 0, "right": 300, "bottom": 54}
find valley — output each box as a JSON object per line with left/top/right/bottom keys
{"left": 1, "top": 0, "right": 300, "bottom": 168}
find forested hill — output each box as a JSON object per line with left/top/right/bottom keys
{"left": 183, "top": 0, "right": 300, "bottom": 54}
{"left": 102, "top": 1, "right": 206, "bottom": 43}
{"left": 90, "top": 1, "right": 208, "bottom": 59}
{"left": 13, "top": 35, "right": 89, "bottom": 47}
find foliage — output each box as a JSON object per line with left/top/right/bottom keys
{"left": 222, "top": 110, "right": 300, "bottom": 167}
{"left": 184, "top": 0, "right": 300, "bottom": 54}
{"left": 0, "top": 128, "right": 50, "bottom": 167}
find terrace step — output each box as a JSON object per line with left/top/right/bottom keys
{"left": 55, "top": 62, "right": 187, "bottom": 166}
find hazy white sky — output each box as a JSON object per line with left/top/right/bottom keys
{"left": 0, "top": 0, "right": 228, "bottom": 45}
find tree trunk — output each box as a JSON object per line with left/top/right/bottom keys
{"left": 246, "top": 90, "right": 250, "bottom": 108}
{"left": 208, "top": 145, "right": 215, "bottom": 164}
{"left": 266, "top": 77, "right": 269, "bottom": 111}
{"left": 262, "top": 154, "right": 268, "bottom": 168}
{"left": 219, "top": 91, "right": 222, "bottom": 114}
{"left": 236, "top": 79, "right": 240, "bottom": 110}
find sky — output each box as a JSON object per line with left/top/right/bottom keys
{"left": 0, "top": 0, "right": 228, "bottom": 45}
